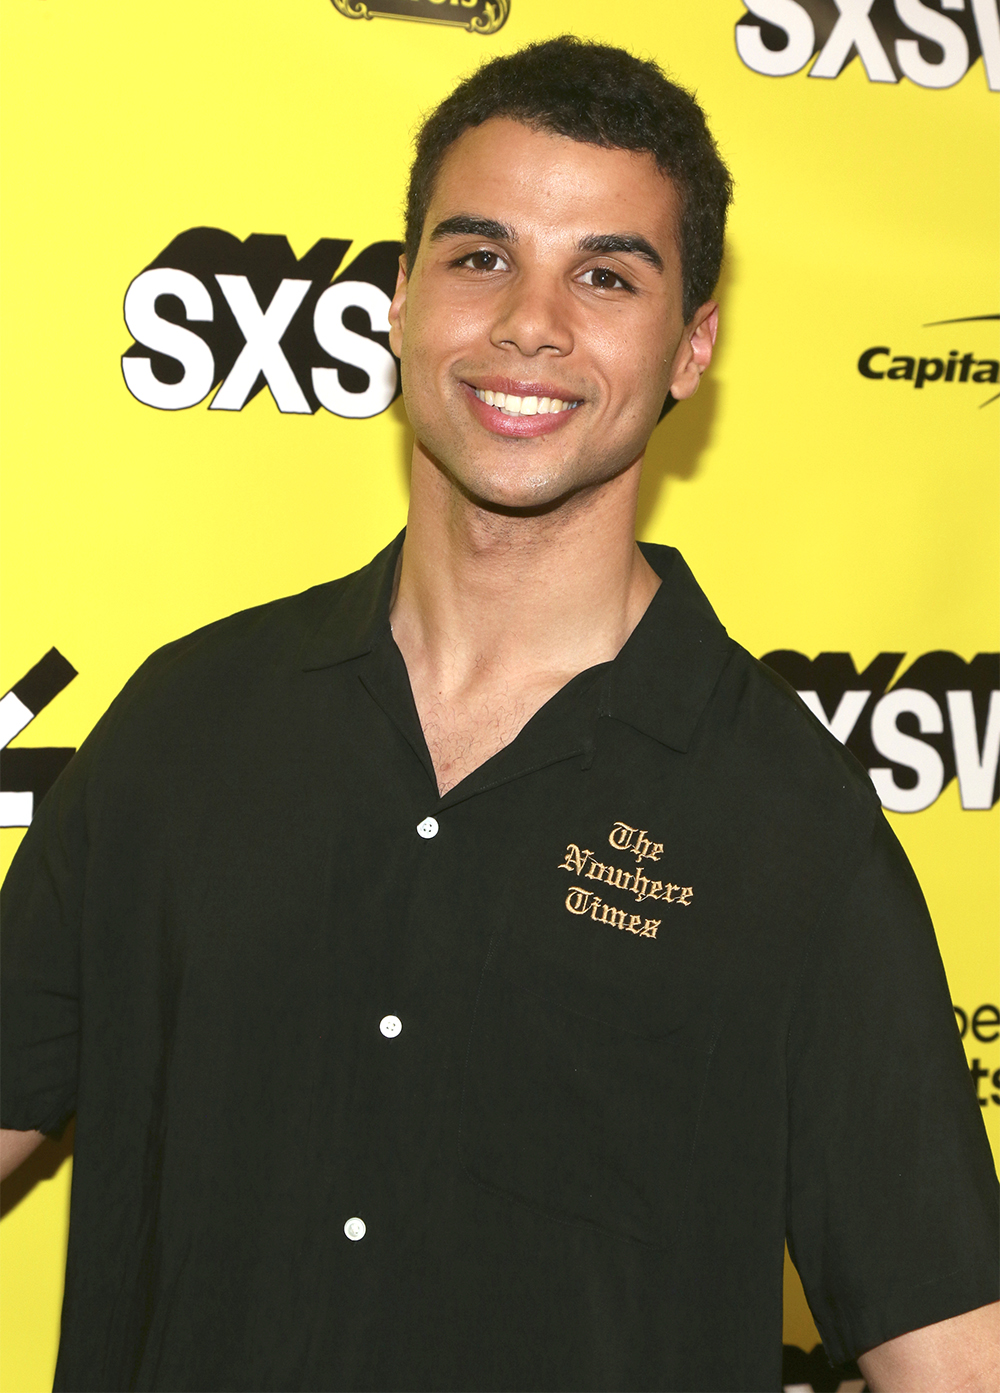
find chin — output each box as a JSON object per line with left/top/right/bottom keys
{"left": 457, "top": 467, "right": 584, "bottom": 516}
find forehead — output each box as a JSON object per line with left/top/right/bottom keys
{"left": 427, "top": 118, "right": 679, "bottom": 247}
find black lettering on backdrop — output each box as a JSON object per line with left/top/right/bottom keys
{"left": 953, "top": 1007, "right": 999, "bottom": 1108}
{"left": 969, "top": 1058, "right": 1000, "bottom": 1107}
{"left": 857, "top": 315, "right": 1000, "bottom": 408}
{"left": 957, "top": 1003, "right": 1000, "bottom": 1045}
{"left": 972, "top": 1004, "right": 1000, "bottom": 1042}
{"left": 122, "top": 229, "right": 403, "bottom": 418}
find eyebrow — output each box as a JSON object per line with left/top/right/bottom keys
{"left": 577, "top": 233, "right": 664, "bottom": 273}
{"left": 429, "top": 215, "right": 518, "bottom": 243}
{"left": 428, "top": 218, "right": 665, "bottom": 275}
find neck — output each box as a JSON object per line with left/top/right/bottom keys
{"left": 390, "top": 442, "right": 660, "bottom": 688}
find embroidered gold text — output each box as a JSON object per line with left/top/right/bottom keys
{"left": 608, "top": 822, "right": 663, "bottom": 863}
{"left": 557, "top": 822, "right": 693, "bottom": 939}
{"left": 559, "top": 843, "right": 692, "bottom": 906}
{"left": 564, "top": 887, "right": 660, "bottom": 938}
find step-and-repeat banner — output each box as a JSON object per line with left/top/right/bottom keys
{"left": 1, "top": 2, "right": 997, "bottom": 1388}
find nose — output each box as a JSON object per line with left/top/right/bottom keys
{"left": 490, "top": 267, "right": 573, "bottom": 359}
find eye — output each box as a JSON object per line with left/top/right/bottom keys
{"left": 580, "top": 265, "right": 635, "bottom": 293}
{"left": 453, "top": 249, "right": 508, "bottom": 272}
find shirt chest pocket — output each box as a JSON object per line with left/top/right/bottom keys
{"left": 459, "top": 926, "right": 718, "bottom": 1250}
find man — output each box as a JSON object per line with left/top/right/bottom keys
{"left": 2, "top": 35, "right": 997, "bottom": 1393}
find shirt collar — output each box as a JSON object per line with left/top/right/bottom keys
{"left": 300, "top": 531, "right": 733, "bottom": 755}
{"left": 300, "top": 531, "right": 403, "bottom": 670}
{"left": 603, "top": 542, "right": 733, "bottom": 753}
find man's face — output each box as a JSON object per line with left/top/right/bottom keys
{"left": 388, "top": 117, "right": 717, "bottom": 513}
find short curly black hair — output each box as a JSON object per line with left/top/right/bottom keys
{"left": 405, "top": 35, "right": 733, "bottom": 324}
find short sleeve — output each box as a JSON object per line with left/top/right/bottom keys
{"left": 786, "top": 808, "right": 999, "bottom": 1365}
{"left": 1, "top": 730, "right": 95, "bottom": 1136}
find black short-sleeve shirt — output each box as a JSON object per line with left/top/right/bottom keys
{"left": 2, "top": 535, "right": 997, "bottom": 1393}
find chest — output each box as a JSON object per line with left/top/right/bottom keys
{"left": 86, "top": 680, "right": 841, "bottom": 1269}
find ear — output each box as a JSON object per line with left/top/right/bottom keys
{"left": 667, "top": 301, "right": 718, "bottom": 401}
{"left": 387, "top": 255, "right": 408, "bottom": 359}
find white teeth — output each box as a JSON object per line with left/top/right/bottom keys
{"left": 474, "top": 387, "right": 579, "bottom": 416}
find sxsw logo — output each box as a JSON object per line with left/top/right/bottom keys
{"left": 122, "top": 229, "right": 402, "bottom": 418}
{"left": 736, "top": 0, "right": 1000, "bottom": 89}
{"left": 762, "top": 650, "right": 999, "bottom": 811}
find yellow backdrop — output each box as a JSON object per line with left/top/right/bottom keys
{"left": 2, "top": 1, "right": 997, "bottom": 1388}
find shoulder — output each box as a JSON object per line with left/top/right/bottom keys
{"left": 632, "top": 542, "right": 881, "bottom": 836}
{"left": 115, "top": 539, "right": 394, "bottom": 709}
{"left": 701, "top": 640, "right": 883, "bottom": 835}
{"left": 75, "top": 537, "right": 398, "bottom": 778}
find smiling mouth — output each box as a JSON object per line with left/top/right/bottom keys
{"left": 473, "top": 388, "right": 580, "bottom": 417}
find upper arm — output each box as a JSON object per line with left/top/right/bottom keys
{"left": 858, "top": 1302, "right": 1000, "bottom": 1393}
{"left": 786, "top": 813, "right": 999, "bottom": 1364}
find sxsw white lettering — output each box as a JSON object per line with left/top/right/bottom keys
{"left": 312, "top": 281, "right": 397, "bottom": 419}
{"left": 210, "top": 276, "right": 311, "bottom": 413}
{"left": 971, "top": 0, "right": 1000, "bottom": 87}
{"left": 895, "top": 0, "right": 970, "bottom": 88}
{"left": 810, "top": 0, "right": 897, "bottom": 83}
{"left": 947, "top": 689, "right": 1000, "bottom": 809}
{"left": 798, "top": 684, "right": 999, "bottom": 813}
{"left": 736, "top": 0, "right": 1000, "bottom": 91}
{"left": 869, "top": 688, "right": 946, "bottom": 813}
{"left": 799, "top": 689, "right": 870, "bottom": 744}
{"left": 122, "top": 268, "right": 215, "bottom": 410}
{"left": 121, "top": 268, "right": 398, "bottom": 417}
{"left": 735, "top": 0, "right": 817, "bottom": 74}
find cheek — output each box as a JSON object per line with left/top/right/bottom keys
{"left": 401, "top": 302, "right": 480, "bottom": 384}
{"left": 398, "top": 319, "right": 441, "bottom": 397}
{"left": 599, "top": 333, "right": 672, "bottom": 415}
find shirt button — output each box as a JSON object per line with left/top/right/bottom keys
{"left": 416, "top": 816, "right": 439, "bottom": 839}
{"left": 344, "top": 1217, "right": 366, "bottom": 1242}
{"left": 379, "top": 1014, "right": 402, "bottom": 1038}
